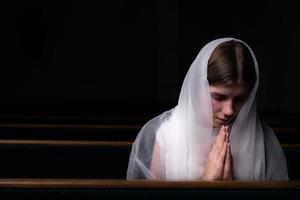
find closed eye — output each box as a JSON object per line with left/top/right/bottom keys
{"left": 212, "top": 93, "right": 227, "bottom": 101}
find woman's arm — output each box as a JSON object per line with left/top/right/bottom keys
{"left": 149, "top": 141, "right": 163, "bottom": 179}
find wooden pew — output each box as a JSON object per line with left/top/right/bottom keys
{"left": 0, "top": 140, "right": 299, "bottom": 180}
{"left": 0, "top": 123, "right": 299, "bottom": 143}
{"left": 273, "top": 128, "right": 300, "bottom": 144}
{"left": 0, "top": 123, "right": 140, "bottom": 141}
{"left": 0, "top": 140, "right": 131, "bottom": 179}
{"left": 282, "top": 144, "right": 300, "bottom": 180}
{"left": 0, "top": 179, "right": 299, "bottom": 200}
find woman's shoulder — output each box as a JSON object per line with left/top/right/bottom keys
{"left": 260, "top": 120, "right": 289, "bottom": 180}
{"left": 142, "top": 108, "right": 174, "bottom": 130}
{"left": 134, "top": 108, "right": 175, "bottom": 141}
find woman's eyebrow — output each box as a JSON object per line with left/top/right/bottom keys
{"left": 212, "top": 92, "right": 225, "bottom": 95}
{"left": 211, "top": 92, "right": 227, "bottom": 97}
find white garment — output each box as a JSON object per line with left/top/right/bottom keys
{"left": 127, "top": 38, "right": 289, "bottom": 180}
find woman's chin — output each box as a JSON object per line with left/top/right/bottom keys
{"left": 213, "top": 123, "right": 223, "bottom": 128}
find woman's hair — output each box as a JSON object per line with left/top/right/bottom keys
{"left": 207, "top": 40, "right": 256, "bottom": 91}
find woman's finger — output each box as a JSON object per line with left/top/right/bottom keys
{"left": 217, "top": 141, "right": 227, "bottom": 163}
{"left": 229, "top": 142, "right": 233, "bottom": 180}
{"left": 210, "top": 126, "right": 221, "bottom": 153}
{"left": 223, "top": 143, "right": 232, "bottom": 180}
{"left": 223, "top": 126, "right": 230, "bottom": 143}
{"left": 213, "top": 126, "right": 226, "bottom": 156}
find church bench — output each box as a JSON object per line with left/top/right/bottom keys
{"left": 0, "top": 179, "right": 299, "bottom": 200}
{"left": 0, "top": 140, "right": 299, "bottom": 179}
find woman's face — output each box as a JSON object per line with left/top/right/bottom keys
{"left": 209, "top": 84, "right": 248, "bottom": 128}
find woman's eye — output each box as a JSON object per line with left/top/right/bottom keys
{"left": 213, "top": 95, "right": 225, "bottom": 101}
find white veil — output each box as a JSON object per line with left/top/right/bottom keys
{"left": 127, "top": 38, "right": 289, "bottom": 180}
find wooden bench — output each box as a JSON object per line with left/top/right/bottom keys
{"left": 0, "top": 140, "right": 131, "bottom": 179}
{"left": 0, "top": 123, "right": 299, "bottom": 143}
{"left": 0, "top": 179, "right": 299, "bottom": 200}
{"left": 0, "top": 123, "right": 140, "bottom": 141}
{"left": 0, "top": 140, "right": 299, "bottom": 180}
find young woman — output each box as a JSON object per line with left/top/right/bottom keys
{"left": 127, "top": 38, "right": 289, "bottom": 180}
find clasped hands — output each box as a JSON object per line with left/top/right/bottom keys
{"left": 201, "top": 125, "right": 233, "bottom": 180}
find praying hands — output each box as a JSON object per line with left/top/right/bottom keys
{"left": 201, "top": 125, "right": 233, "bottom": 180}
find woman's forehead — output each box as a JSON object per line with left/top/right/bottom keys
{"left": 209, "top": 84, "right": 247, "bottom": 96}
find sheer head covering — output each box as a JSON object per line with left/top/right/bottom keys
{"left": 127, "top": 37, "right": 289, "bottom": 180}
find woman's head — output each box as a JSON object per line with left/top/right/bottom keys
{"left": 207, "top": 40, "right": 256, "bottom": 127}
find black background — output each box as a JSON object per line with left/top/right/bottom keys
{"left": 1, "top": 0, "right": 300, "bottom": 119}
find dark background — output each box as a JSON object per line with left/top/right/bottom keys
{"left": 1, "top": 0, "right": 300, "bottom": 121}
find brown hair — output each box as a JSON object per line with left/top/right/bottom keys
{"left": 207, "top": 40, "right": 256, "bottom": 91}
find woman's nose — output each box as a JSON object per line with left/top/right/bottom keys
{"left": 223, "top": 100, "right": 234, "bottom": 117}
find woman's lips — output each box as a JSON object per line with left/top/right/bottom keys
{"left": 216, "top": 117, "right": 228, "bottom": 124}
